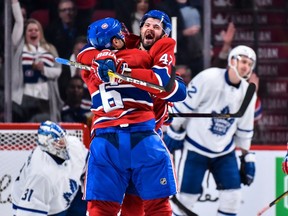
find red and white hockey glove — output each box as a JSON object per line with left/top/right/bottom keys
{"left": 116, "top": 58, "right": 130, "bottom": 75}
{"left": 91, "top": 49, "right": 117, "bottom": 83}
{"left": 282, "top": 153, "right": 288, "bottom": 174}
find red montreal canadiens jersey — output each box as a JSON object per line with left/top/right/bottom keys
{"left": 77, "top": 36, "right": 177, "bottom": 131}
{"left": 126, "top": 36, "right": 177, "bottom": 130}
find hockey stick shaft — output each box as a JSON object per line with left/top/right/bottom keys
{"left": 257, "top": 190, "right": 288, "bottom": 216}
{"left": 55, "top": 57, "right": 166, "bottom": 92}
{"left": 171, "top": 196, "right": 198, "bottom": 216}
{"left": 169, "top": 83, "right": 256, "bottom": 118}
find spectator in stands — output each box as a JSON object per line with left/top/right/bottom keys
{"left": 75, "top": 0, "right": 98, "bottom": 30}
{"left": 18, "top": 0, "right": 53, "bottom": 17}
{"left": 45, "top": 0, "right": 86, "bottom": 59}
{"left": 69, "top": 36, "right": 87, "bottom": 77}
{"left": 11, "top": 120, "right": 88, "bottom": 216}
{"left": 61, "top": 76, "right": 92, "bottom": 127}
{"left": 115, "top": 0, "right": 154, "bottom": 35}
{"left": 11, "top": 0, "right": 63, "bottom": 122}
{"left": 176, "top": 65, "right": 192, "bottom": 86}
{"left": 58, "top": 35, "right": 88, "bottom": 101}
{"left": 156, "top": 0, "right": 204, "bottom": 78}
{"left": 114, "top": 0, "right": 134, "bottom": 32}
{"left": 211, "top": 22, "right": 236, "bottom": 68}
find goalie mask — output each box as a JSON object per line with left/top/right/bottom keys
{"left": 140, "top": 10, "right": 172, "bottom": 36}
{"left": 37, "top": 121, "right": 69, "bottom": 160}
{"left": 87, "top": 17, "right": 126, "bottom": 50}
{"left": 228, "top": 45, "right": 256, "bottom": 80}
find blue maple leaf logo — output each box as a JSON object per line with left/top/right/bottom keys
{"left": 63, "top": 179, "right": 78, "bottom": 207}
{"left": 209, "top": 106, "right": 235, "bottom": 136}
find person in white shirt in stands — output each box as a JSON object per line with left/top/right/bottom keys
{"left": 11, "top": 120, "right": 88, "bottom": 216}
{"left": 11, "top": 0, "right": 63, "bottom": 122}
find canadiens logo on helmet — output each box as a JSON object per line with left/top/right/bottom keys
{"left": 101, "top": 23, "right": 108, "bottom": 29}
{"left": 88, "top": 17, "right": 124, "bottom": 50}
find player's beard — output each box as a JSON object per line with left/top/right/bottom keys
{"left": 140, "top": 30, "right": 162, "bottom": 50}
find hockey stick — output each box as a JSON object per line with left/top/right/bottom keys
{"left": 257, "top": 190, "right": 288, "bottom": 216}
{"left": 169, "top": 83, "right": 256, "bottom": 118}
{"left": 170, "top": 195, "right": 198, "bottom": 216}
{"left": 55, "top": 57, "right": 167, "bottom": 92}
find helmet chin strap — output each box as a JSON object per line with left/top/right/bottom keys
{"left": 229, "top": 57, "right": 251, "bottom": 81}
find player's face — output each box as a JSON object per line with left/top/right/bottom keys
{"left": 235, "top": 55, "right": 254, "bottom": 78}
{"left": 113, "top": 37, "right": 125, "bottom": 50}
{"left": 140, "top": 18, "right": 164, "bottom": 50}
{"left": 53, "top": 136, "right": 68, "bottom": 151}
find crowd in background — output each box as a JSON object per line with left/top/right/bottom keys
{"left": 0, "top": 0, "right": 261, "bottom": 126}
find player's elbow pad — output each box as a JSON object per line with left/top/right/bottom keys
{"left": 166, "top": 78, "right": 187, "bottom": 102}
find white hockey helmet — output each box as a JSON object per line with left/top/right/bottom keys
{"left": 228, "top": 45, "right": 256, "bottom": 80}
{"left": 37, "top": 121, "right": 69, "bottom": 160}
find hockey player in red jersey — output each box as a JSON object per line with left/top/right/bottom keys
{"left": 77, "top": 11, "right": 186, "bottom": 216}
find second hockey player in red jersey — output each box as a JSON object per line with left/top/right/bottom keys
{"left": 77, "top": 10, "right": 186, "bottom": 216}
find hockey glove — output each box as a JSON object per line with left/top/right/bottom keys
{"left": 239, "top": 152, "right": 256, "bottom": 186}
{"left": 116, "top": 58, "right": 130, "bottom": 75}
{"left": 163, "top": 126, "right": 186, "bottom": 154}
{"left": 282, "top": 153, "right": 288, "bottom": 174}
{"left": 91, "top": 49, "right": 117, "bottom": 83}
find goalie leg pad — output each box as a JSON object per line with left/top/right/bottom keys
{"left": 218, "top": 189, "right": 241, "bottom": 214}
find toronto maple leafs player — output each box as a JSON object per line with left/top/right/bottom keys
{"left": 164, "top": 45, "right": 257, "bottom": 216}
{"left": 11, "top": 121, "right": 88, "bottom": 216}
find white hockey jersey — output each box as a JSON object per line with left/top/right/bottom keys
{"left": 171, "top": 68, "right": 256, "bottom": 158}
{"left": 11, "top": 136, "right": 88, "bottom": 216}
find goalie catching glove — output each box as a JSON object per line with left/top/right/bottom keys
{"left": 239, "top": 152, "right": 256, "bottom": 186}
{"left": 91, "top": 50, "right": 128, "bottom": 83}
{"left": 163, "top": 126, "right": 186, "bottom": 154}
